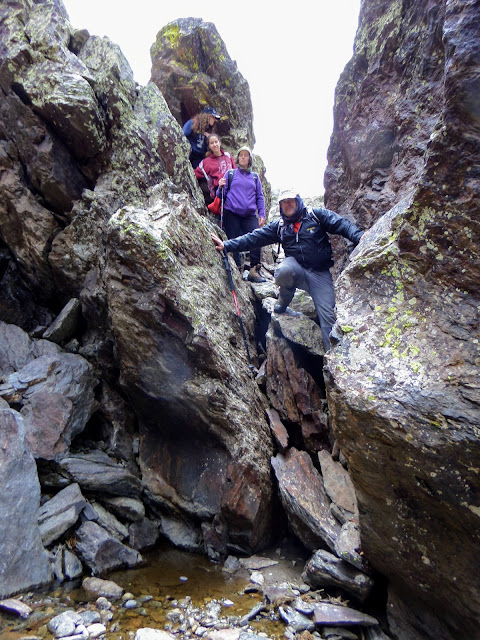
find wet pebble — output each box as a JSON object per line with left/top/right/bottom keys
{"left": 138, "top": 595, "right": 154, "bottom": 604}
{"left": 79, "top": 610, "right": 101, "bottom": 625}
{"left": 125, "top": 600, "right": 139, "bottom": 609}
{"left": 100, "top": 609, "right": 114, "bottom": 623}
{"left": 294, "top": 597, "right": 314, "bottom": 615}
{"left": 195, "top": 625, "right": 208, "bottom": 636}
{"left": 47, "top": 610, "right": 81, "bottom": 637}
{"left": 95, "top": 597, "right": 112, "bottom": 610}
{"left": 87, "top": 622, "right": 107, "bottom": 638}
{"left": 0, "top": 598, "right": 32, "bottom": 619}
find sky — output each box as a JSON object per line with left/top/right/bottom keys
{"left": 62, "top": 0, "right": 361, "bottom": 197}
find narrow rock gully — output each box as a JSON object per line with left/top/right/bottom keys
{"left": 0, "top": 258, "right": 390, "bottom": 640}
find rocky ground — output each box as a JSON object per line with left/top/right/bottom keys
{"left": 0, "top": 540, "right": 388, "bottom": 640}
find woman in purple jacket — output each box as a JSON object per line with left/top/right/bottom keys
{"left": 217, "top": 146, "right": 266, "bottom": 283}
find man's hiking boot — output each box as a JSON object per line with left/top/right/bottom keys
{"left": 248, "top": 264, "right": 266, "bottom": 283}
{"left": 274, "top": 298, "right": 289, "bottom": 313}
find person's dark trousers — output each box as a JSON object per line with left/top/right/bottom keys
{"left": 223, "top": 210, "right": 261, "bottom": 269}
{"left": 274, "top": 256, "right": 336, "bottom": 350}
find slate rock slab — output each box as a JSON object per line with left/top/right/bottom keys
{"left": 0, "top": 406, "right": 52, "bottom": 598}
{"left": 313, "top": 602, "right": 378, "bottom": 627}
{"left": 38, "top": 483, "right": 87, "bottom": 546}
{"left": 59, "top": 450, "right": 142, "bottom": 496}
{"left": 302, "top": 549, "right": 373, "bottom": 603}
{"left": 75, "top": 521, "right": 143, "bottom": 575}
{"left": 271, "top": 448, "right": 341, "bottom": 552}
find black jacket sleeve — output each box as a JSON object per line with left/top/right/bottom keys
{"left": 223, "top": 221, "right": 280, "bottom": 253}
{"left": 315, "top": 208, "right": 364, "bottom": 245}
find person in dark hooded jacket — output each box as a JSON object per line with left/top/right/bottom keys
{"left": 210, "top": 188, "right": 364, "bottom": 350}
{"left": 183, "top": 107, "right": 220, "bottom": 168}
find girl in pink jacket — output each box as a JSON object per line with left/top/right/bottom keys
{"left": 194, "top": 134, "right": 236, "bottom": 204}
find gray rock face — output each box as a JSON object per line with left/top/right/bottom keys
{"left": 0, "top": 350, "right": 97, "bottom": 459}
{"left": 318, "top": 450, "right": 358, "bottom": 517}
{"left": 0, "top": 0, "right": 278, "bottom": 573}
{"left": 75, "top": 520, "right": 143, "bottom": 575}
{"left": 128, "top": 518, "right": 160, "bottom": 551}
{"left": 0, "top": 405, "right": 52, "bottom": 597}
{"left": 0, "top": 0, "right": 203, "bottom": 336}
{"left": 266, "top": 326, "right": 329, "bottom": 452}
{"left": 0, "top": 321, "right": 97, "bottom": 462}
{"left": 100, "top": 496, "right": 146, "bottom": 522}
{"left": 104, "top": 184, "right": 275, "bottom": 553}
{"left": 0, "top": 322, "right": 60, "bottom": 376}
{"left": 63, "top": 548, "right": 83, "bottom": 580}
{"left": 324, "top": 0, "right": 480, "bottom": 636}
{"left": 271, "top": 448, "right": 341, "bottom": 552}
{"left": 39, "top": 482, "right": 87, "bottom": 546}
{"left": 302, "top": 549, "right": 373, "bottom": 603}
{"left": 43, "top": 298, "right": 82, "bottom": 345}
{"left": 87, "top": 502, "right": 129, "bottom": 540}
{"left": 158, "top": 514, "right": 202, "bottom": 552}
{"left": 58, "top": 451, "right": 142, "bottom": 497}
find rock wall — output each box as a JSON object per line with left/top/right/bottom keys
{"left": 324, "top": 0, "right": 480, "bottom": 638}
{"left": 0, "top": 0, "right": 370, "bottom": 610}
{"left": 0, "top": 0, "right": 275, "bottom": 589}
{"left": 0, "top": 398, "right": 52, "bottom": 597}
{"left": 0, "top": 0, "right": 202, "bottom": 332}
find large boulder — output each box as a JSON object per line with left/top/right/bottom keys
{"left": 324, "top": 1, "right": 480, "bottom": 637}
{"left": 324, "top": 0, "right": 448, "bottom": 231}
{"left": 325, "top": 0, "right": 444, "bottom": 279}
{"left": 150, "top": 17, "right": 254, "bottom": 151}
{"left": 104, "top": 182, "right": 275, "bottom": 553}
{"left": 0, "top": 321, "right": 97, "bottom": 459}
{"left": 150, "top": 17, "right": 271, "bottom": 210}
{"left": 0, "top": 401, "right": 52, "bottom": 597}
{"left": 271, "top": 448, "right": 341, "bottom": 553}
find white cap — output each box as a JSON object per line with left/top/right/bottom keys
{"left": 278, "top": 188, "right": 298, "bottom": 201}
{"left": 237, "top": 145, "right": 252, "bottom": 156}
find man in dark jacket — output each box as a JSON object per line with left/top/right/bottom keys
{"left": 211, "top": 188, "right": 364, "bottom": 350}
